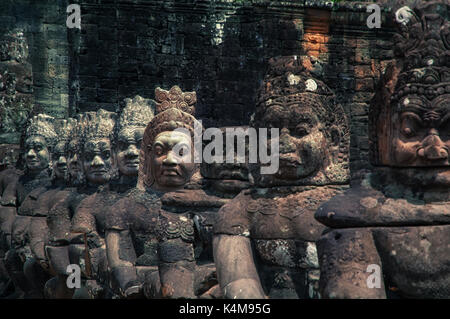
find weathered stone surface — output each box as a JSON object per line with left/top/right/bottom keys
{"left": 316, "top": 1, "right": 450, "bottom": 299}
{"left": 214, "top": 56, "right": 350, "bottom": 299}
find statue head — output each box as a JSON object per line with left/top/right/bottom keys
{"left": 80, "top": 109, "right": 116, "bottom": 185}
{"left": 369, "top": 1, "right": 449, "bottom": 185}
{"left": 250, "top": 56, "right": 349, "bottom": 187}
{"left": 139, "top": 85, "right": 202, "bottom": 192}
{"left": 52, "top": 118, "right": 77, "bottom": 182}
{"left": 200, "top": 126, "right": 251, "bottom": 195}
{"left": 113, "top": 95, "right": 155, "bottom": 178}
{"left": 23, "top": 114, "right": 57, "bottom": 174}
{"left": 65, "top": 113, "right": 87, "bottom": 186}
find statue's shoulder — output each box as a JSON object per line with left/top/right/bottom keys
{"left": 214, "top": 190, "right": 252, "bottom": 236}
{"left": 314, "top": 183, "right": 383, "bottom": 228}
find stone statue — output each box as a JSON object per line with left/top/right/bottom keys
{"left": 2, "top": 117, "right": 78, "bottom": 298}
{"left": 17, "top": 118, "right": 79, "bottom": 298}
{"left": 106, "top": 86, "right": 223, "bottom": 299}
{"left": 2, "top": 114, "right": 56, "bottom": 298}
{"left": 111, "top": 95, "right": 156, "bottom": 191}
{"left": 213, "top": 56, "right": 350, "bottom": 299}
{"left": 44, "top": 113, "right": 93, "bottom": 299}
{"left": 98, "top": 95, "right": 156, "bottom": 298}
{"left": 66, "top": 109, "right": 118, "bottom": 298}
{"left": 315, "top": 1, "right": 450, "bottom": 299}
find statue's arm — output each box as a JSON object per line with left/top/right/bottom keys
{"left": 213, "top": 234, "right": 266, "bottom": 299}
{"left": 157, "top": 237, "right": 196, "bottom": 299}
{"left": 46, "top": 194, "right": 76, "bottom": 275}
{"left": 317, "top": 228, "right": 387, "bottom": 299}
{"left": 105, "top": 228, "right": 141, "bottom": 297}
{"left": 0, "top": 172, "right": 18, "bottom": 206}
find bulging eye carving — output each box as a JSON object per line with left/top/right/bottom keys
{"left": 154, "top": 145, "right": 163, "bottom": 156}
{"left": 402, "top": 126, "right": 416, "bottom": 138}
{"left": 177, "top": 144, "right": 190, "bottom": 157}
{"left": 400, "top": 113, "right": 423, "bottom": 139}
{"left": 294, "top": 124, "right": 311, "bottom": 138}
{"left": 119, "top": 142, "right": 128, "bottom": 151}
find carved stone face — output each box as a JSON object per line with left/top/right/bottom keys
{"left": 150, "top": 130, "right": 195, "bottom": 191}
{"left": 392, "top": 95, "right": 449, "bottom": 167}
{"left": 24, "top": 136, "right": 50, "bottom": 173}
{"left": 200, "top": 127, "right": 250, "bottom": 194}
{"left": 259, "top": 104, "right": 332, "bottom": 185}
{"left": 82, "top": 138, "right": 112, "bottom": 184}
{"left": 115, "top": 126, "right": 144, "bottom": 177}
{"left": 52, "top": 141, "right": 67, "bottom": 180}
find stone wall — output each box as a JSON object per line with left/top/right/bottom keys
{"left": 0, "top": 0, "right": 70, "bottom": 120}
{"left": 0, "top": 0, "right": 70, "bottom": 165}
{"left": 1, "top": 0, "right": 400, "bottom": 175}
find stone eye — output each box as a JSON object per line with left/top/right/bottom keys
{"left": 402, "top": 127, "right": 415, "bottom": 137}
{"left": 177, "top": 144, "right": 189, "bottom": 157}
{"left": 103, "top": 150, "right": 110, "bottom": 159}
{"left": 294, "top": 124, "right": 310, "bottom": 138}
{"left": 136, "top": 139, "right": 142, "bottom": 149}
{"left": 154, "top": 145, "right": 163, "bottom": 156}
{"left": 119, "top": 142, "right": 128, "bottom": 151}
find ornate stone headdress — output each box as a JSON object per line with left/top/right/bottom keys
{"left": 54, "top": 118, "right": 77, "bottom": 145}
{"left": 24, "top": 114, "right": 57, "bottom": 151}
{"left": 139, "top": 85, "right": 203, "bottom": 189}
{"left": 369, "top": 0, "right": 449, "bottom": 165}
{"left": 154, "top": 85, "right": 197, "bottom": 114}
{"left": 253, "top": 55, "right": 349, "bottom": 171}
{"left": 80, "top": 109, "right": 116, "bottom": 150}
{"left": 65, "top": 113, "right": 87, "bottom": 155}
{"left": 114, "top": 95, "right": 156, "bottom": 146}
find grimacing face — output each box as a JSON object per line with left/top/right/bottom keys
{"left": 392, "top": 95, "right": 450, "bottom": 167}
{"left": 150, "top": 130, "right": 196, "bottom": 191}
{"left": 82, "top": 138, "right": 112, "bottom": 184}
{"left": 263, "top": 105, "right": 328, "bottom": 182}
{"left": 52, "top": 141, "right": 67, "bottom": 180}
{"left": 115, "top": 127, "right": 144, "bottom": 177}
{"left": 24, "top": 136, "right": 50, "bottom": 173}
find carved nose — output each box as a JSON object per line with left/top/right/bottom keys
{"left": 125, "top": 144, "right": 139, "bottom": 158}
{"left": 27, "top": 149, "right": 36, "bottom": 158}
{"left": 57, "top": 156, "right": 67, "bottom": 165}
{"left": 71, "top": 154, "right": 78, "bottom": 165}
{"left": 418, "top": 134, "right": 448, "bottom": 161}
{"left": 279, "top": 128, "right": 295, "bottom": 154}
{"left": 163, "top": 151, "right": 178, "bottom": 165}
{"left": 91, "top": 155, "right": 104, "bottom": 167}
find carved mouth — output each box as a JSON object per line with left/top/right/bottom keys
{"left": 218, "top": 170, "right": 247, "bottom": 180}
{"left": 125, "top": 161, "right": 139, "bottom": 167}
{"left": 162, "top": 168, "right": 180, "bottom": 176}
{"left": 91, "top": 169, "right": 106, "bottom": 174}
